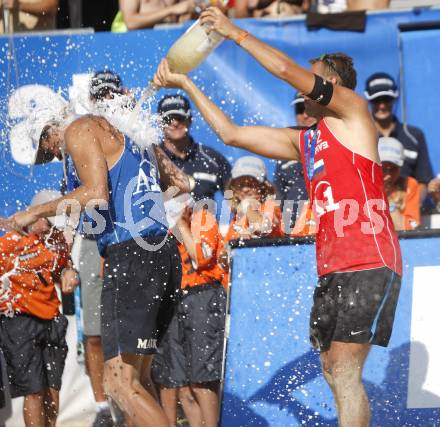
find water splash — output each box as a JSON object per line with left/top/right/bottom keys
{"left": 69, "top": 76, "right": 161, "bottom": 149}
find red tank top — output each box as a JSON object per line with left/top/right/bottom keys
{"left": 299, "top": 119, "right": 402, "bottom": 277}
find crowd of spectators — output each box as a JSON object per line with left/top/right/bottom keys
{"left": 0, "top": 0, "right": 401, "bottom": 33}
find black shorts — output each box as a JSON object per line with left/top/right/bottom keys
{"left": 0, "top": 314, "right": 68, "bottom": 398}
{"left": 152, "top": 282, "right": 226, "bottom": 388}
{"left": 309, "top": 267, "right": 401, "bottom": 352}
{"left": 101, "top": 236, "right": 182, "bottom": 361}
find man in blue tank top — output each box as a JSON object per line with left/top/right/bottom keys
{"left": 0, "top": 112, "right": 194, "bottom": 427}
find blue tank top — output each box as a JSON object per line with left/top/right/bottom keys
{"left": 66, "top": 137, "right": 168, "bottom": 255}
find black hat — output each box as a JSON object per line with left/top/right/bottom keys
{"left": 364, "top": 72, "right": 399, "bottom": 101}
{"left": 158, "top": 94, "right": 192, "bottom": 119}
{"left": 90, "top": 70, "right": 124, "bottom": 100}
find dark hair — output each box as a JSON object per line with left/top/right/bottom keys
{"left": 310, "top": 53, "right": 357, "bottom": 90}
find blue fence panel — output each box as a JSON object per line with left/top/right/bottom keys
{"left": 221, "top": 235, "right": 440, "bottom": 426}
{"left": 400, "top": 27, "right": 440, "bottom": 177}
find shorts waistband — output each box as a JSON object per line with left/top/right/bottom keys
{"left": 181, "top": 281, "right": 223, "bottom": 295}
{"left": 105, "top": 234, "right": 172, "bottom": 256}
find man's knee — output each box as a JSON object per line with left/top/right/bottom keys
{"left": 103, "top": 361, "right": 140, "bottom": 400}
{"left": 178, "top": 387, "right": 197, "bottom": 404}
{"left": 103, "top": 362, "right": 125, "bottom": 400}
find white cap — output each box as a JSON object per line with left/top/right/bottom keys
{"left": 378, "top": 137, "right": 404, "bottom": 167}
{"left": 231, "top": 156, "right": 267, "bottom": 183}
{"left": 27, "top": 98, "right": 68, "bottom": 165}
{"left": 30, "top": 190, "right": 67, "bottom": 228}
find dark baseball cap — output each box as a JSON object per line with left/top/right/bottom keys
{"left": 158, "top": 94, "right": 192, "bottom": 119}
{"left": 90, "top": 70, "right": 124, "bottom": 100}
{"left": 364, "top": 72, "right": 399, "bottom": 101}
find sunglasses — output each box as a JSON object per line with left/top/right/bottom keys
{"left": 162, "top": 114, "right": 189, "bottom": 125}
{"left": 371, "top": 96, "right": 394, "bottom": 104}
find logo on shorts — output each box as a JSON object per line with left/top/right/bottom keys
{"left": 137, "top": 338, "right": 157, "bottom": 349}
{"left": 350, "top": 330, "right": 366, "bottom": 336}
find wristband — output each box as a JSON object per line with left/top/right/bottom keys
{"left": 234, "top": 30, "right": 249, "bottom": 46}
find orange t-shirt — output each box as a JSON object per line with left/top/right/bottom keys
{"left": 178, "top": 210, "right": 226, "bottom": 289}
{"left": 388, "top": 176, "right": 421, "bottom": 231}
{"left": 402, "top": 177, "right": 421, "bottom": 231}
{"left": 0, "top": 230, "right": 68, "bottom": 319}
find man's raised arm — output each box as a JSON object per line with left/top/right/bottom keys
{"left": 199, "top": 7, "right": 365, "bottom": 120}
{"left": 153, "top": 59, "right": 300, "bottom": 161}
{"left": 0, "top": 118, "right": 109, "bottom": 232}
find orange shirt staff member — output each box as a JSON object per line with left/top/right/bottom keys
{"left": 153, "top": 204, "right": 226, "bottom": 427}
{"left": 220, "top": 156, "right": 283, "bottom": 274}
{"left": 379, "top": 137, "right": 421, "bottom": 231}
{"left": 224, "top": 156, "right": 283, "bottom": 241}
{"left": 0, "top": 191, "right": 79, "bottom": 427}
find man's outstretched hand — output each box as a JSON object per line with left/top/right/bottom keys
{"left": 153, "top": 59, "right": 189, "bottom": 89}
{"left": 0, "top": 210, "right": 38, "bottom": 235}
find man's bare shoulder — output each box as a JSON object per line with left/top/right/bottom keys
{"left": 65, "top": 115, "right": 97, "bottom": 137}
{"left": 64, "top": 115, "right": 115, "bottom": 143}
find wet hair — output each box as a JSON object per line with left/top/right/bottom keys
{"left": 310, "top": 53, "right": 357, "bottom": 90}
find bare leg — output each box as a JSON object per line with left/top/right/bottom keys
{"left": 42, "top": 388, "right": 59, "bottom": 427}
{"left": 103, "top": 353, "right": 169, "bottom": 427}
{"left": 320, "top": 342, "right": 371, "bottom": 427}
{"left": 159, "top": 387, "right": 178, "bottom": 427}
{"left": 23, "top": 392, "right": 44, "bottom": 427}
{"left": 191, "top": 383, "right": 220, "bottom": 427}
{"left": 85, "top": 336, "right": 107, "bottom": 403}
{"left": 178, "top": 387, "right": 202, "bottom": 427}
{"left": 123, "top": 358, "right": 162, "bottom": 427}
{"left": 140, "top": 357, "right": 160, "bottom": 402}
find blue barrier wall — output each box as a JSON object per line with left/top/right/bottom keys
{"left": 400, "top": 27, "right": 440, "bottom": 174}
{"left": 1, "top": 8, "right": 440, "bottom": 216}
{"left": 221, "top": 235, "right": 440, "bottom": 426}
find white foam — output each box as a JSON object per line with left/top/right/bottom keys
{"left": 68, "top": 79, "right": 161, "bottom": 150}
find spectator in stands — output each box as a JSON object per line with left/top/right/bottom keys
{"left": 234, "top": 0, "right": 309, "bottom": 18}
{"left": 158, "top": 94, "right": 231, "bottom": 202}
{"left": 217, "top": 155, "right": 283, "bottom": 276}
{"left": 224, "top": 156, "right": 282, "bottom": 240}
{"left": 155, "top": 93, "right": 230, "bottom": 426}
{"left": 153, "top": 201, "right": 226, "bottom": 427}
{"left": 0, "top": 190, "right": 79, "bottom": 427}
{"left": 365, "top": 72, "right": 434, "bottom": 200}
{"left": 346, "top": 0, "right": 390, "bottom": 10}
{"left": 0, "top": 0, "right": 58, "bottom": 33}
{"left": 274, "top": 93, "right": 315, "bottom": 233}
{"left": 112, "top": 0, "right": 195, "bottom": 31}
{"left": 314, "top": 0, "right": 389, "bottom": 13}
{"left": 315, "top": 0, "right": 346, "bottom": 13}
{"left": 379, "top": 137, "right": 420, "bottom": 231}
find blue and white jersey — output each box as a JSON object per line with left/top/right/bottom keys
{"left": 65, "top": 137, "right": 168, "bottom": 255}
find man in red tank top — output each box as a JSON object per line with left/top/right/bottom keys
{"left": 153, "top": 7, "right": 402, "bottom": 426}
